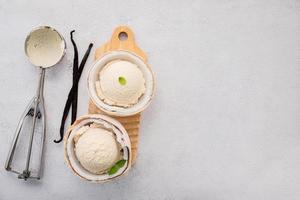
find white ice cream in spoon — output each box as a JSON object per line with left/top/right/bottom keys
{"left": 96, "top": 60, "right": 146, "bottom": 107}
{"left": 25, "top": 27, "right": 65, "bottom": 67}
{"left": 74, "top": 127, "right": 120, "bottom": 174}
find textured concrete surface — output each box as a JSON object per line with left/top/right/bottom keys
{"left": 0, "top": 0, "right": 300, "bottom": 199}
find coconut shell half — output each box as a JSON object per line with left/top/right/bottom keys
{"left": 88, "top": 50, "right": 155, "bottom": 117}
{"left": 64, "top": 114, "right": 132, "bottom": 183}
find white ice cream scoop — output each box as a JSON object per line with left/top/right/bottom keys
{"left": 74, "top": 128, "right": 121, "bottom": 174}
{"left": 96, "top": 60, "right": 146, "bottom": 107}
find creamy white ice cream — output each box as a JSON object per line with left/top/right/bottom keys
{"left": 25, "top": 27, "right": 65, "bottom": 67}
{"left": 96, "top": 60, "right": 145, "bottom": 107}
{"left": 74, "top": 127, "right": 120, "bottom": 174}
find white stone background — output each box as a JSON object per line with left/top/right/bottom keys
{"left": 0, "top": 0, "right": 300, "bottom": 199}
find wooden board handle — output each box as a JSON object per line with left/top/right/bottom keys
{"left": 95, "top": 26, "right": 147, "bottom": 62}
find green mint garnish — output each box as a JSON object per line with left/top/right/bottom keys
{"left": 118, "top": 76, "right": 127, "bottom": 86}
{"left": 115, "top": 159, "right": 126, "bottom": 168}
{"left": 108, "top": 159, "right": 127, "bottom": 175}
{"left": 108, "top": 165, "right": 119, "bottom": 175}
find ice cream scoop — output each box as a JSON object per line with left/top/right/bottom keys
{"left": 74, "top": 127, "right": 120, "bottom": 174}
{"left": 5, "top": 26, "right": 66, "bottom": 181}
{"left": 96, "top": 60, "right": 146, "bottom": 107}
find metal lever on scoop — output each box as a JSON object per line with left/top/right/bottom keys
{"left": 5, "top": 68, "right": 46, "bottom": 180}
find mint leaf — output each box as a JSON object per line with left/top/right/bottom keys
{"left": 108, "top": 159, "right": 127, "bottom": 175}
{"left": 118, "top": 76, "right": 127, "bottom": 86}
{"left": 108, "top": 165, "right": 119, "bottom": 175}
{"left": 116, "top": 159, "right": 126, "bottom": 168}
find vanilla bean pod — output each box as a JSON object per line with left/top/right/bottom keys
{"left": 70, "top": 30, "right": 79, "bottom": 123}
{"left": 54, "top": 38, "right": 93, "bottom": 143}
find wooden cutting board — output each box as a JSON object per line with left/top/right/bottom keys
{"left": 88, "top": 26, "right": 149, "bottom": 164}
